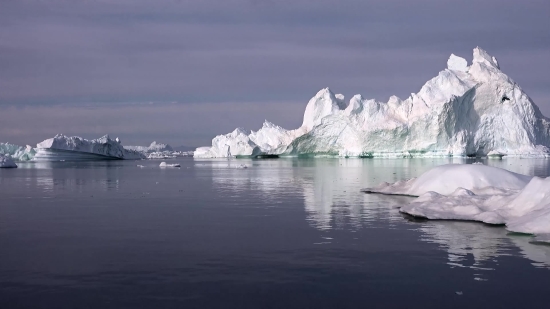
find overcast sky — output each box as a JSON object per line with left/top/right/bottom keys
{"left": 1, "top": 0, "right": 549, "bottom": 147}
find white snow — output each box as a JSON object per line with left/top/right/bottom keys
{"left": 159, "top": 162, "right": 180, "bottom": 167}
{"left": 195, "top": 47, "right": 550, "bottom": 158}
{"left": 0, "top": 154, "right": 17, "bottom": 168}
{"left": 33, "top": 134, "right": 146, "bottom": 161}
{"left": 362, "top": 164, "right": 550, "bottom": 236}
{"left": 0, "top": 143, "right": 37, "bottom": 161}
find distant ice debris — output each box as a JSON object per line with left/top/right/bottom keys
{"left": 362, "top": 164, "right": 550, "bottom": 237}
{"left": 125, "top": 141, "right": 173, "bottom": 153}
{"left": 236, "top": 164, "right": 248, "bottom": 169}
{"left": 159, "top": 162, "right": 180, "bottom": 167}
{"left": 125, "top": 141, "right": 193, "bottom": 159}
{"left": 195, "top": 47, "right": 550, "bottom": 158}
{"left": 0, "top": 154, "right": 17, "bottom": 168}
{"left": 33, "top": 134, "right": 146, "bottom": 161}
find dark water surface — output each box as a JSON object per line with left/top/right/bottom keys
{"left": 1, "top": 158, "right": 549, "bottom": 308}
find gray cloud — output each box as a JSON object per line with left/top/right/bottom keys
{"left": 0, "top": 0, "right": 549, "bottom": 146}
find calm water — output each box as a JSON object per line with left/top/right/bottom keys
{"left": 1, "top": 158, "right": 550, "bottom": 308}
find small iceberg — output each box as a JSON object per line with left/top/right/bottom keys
{"left": 159, "top": 162, "right": 180, "bottom": 167}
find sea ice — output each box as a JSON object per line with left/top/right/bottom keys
{"left": 195, "top": 47, "right": 550, "bottom": 158}
{"left": 362, "top": 164, "right": 550, "bottom": 236}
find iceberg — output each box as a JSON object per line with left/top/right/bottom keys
{"left": 0, "top": 143, "right": 37, "bottom": 161}
{"left": 125, "top": 141, "right": 173, "bottom": 153}
{"left": 33, "top": 134, "right": 146, "bottom": 161}
{"left": 195, "top": 47, "right": 550, "bottom": 158}
{"left": 362, "top": 164, "right": 550, "bottom": 236}
{"left": 0, "top": 154, "right": 17, "bottom": 168}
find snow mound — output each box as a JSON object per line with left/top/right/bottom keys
{"left": 0, "top": 154, "right": 17, "bottom": 168}
{"left": 362, "top": 164, "right": 531, "bottom": 196}
{"left": 33, "top": 134, "right": 146, "bottom": 161}
{"left": 363, "top": 164, "right": 550, "bottom": 236}
{"left": 195, "top": 47, "right": 550, "bottom": 158}
{"left": 159, "top": 162, "right": 180, "bottom": 167}
{"left": 0, "top": 143, "right": 37, "bottom": 161}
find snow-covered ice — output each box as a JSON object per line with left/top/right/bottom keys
{"left": 33, "top": 134, "right": 146, "bottom": 161}
{"left": 362, "top": 164, "right": 550, "bottom": 236}
{"left": 0, "top": 154, "right": 17, "bottom": 168}
{"left": 195, "top": 47, "right": 550, "bottom": 158}
{"left": 159, "top": 162, "right": 180, "bottom": 167}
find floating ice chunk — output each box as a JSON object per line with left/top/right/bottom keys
{"left": 363, "top": 164, "right": 550, "bottom": 237}
{"left": 0, "top": 154, "right": 17, "bottom": 168}
{"left": 159, "top": 162, "right": 180, "bottom": 167}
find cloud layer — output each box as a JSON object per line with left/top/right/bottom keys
{"left": 1, "top": 0, "right": 549, "bottom": 146}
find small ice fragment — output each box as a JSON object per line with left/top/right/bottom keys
{"left": 159, "top": 162, "right": 180, "bottom": 167}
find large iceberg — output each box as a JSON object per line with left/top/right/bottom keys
{"left": 195, "top": 47, "right": 550, "bottom": 158}
{"left": 362, "top": 164, "right": 550, "bottom": 238}
{"left": 0, "top": 154, "right": 17, "bottom": 168}
{"left": 0, "top": 143, "right": 37, "bottom": 161}
{"left": 33, "top": 134, "right": 146, "bottom": 161}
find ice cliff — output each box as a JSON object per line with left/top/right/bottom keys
{"left": 195, "top": 47, "right": 550, "bottom": 158}
{"left": 33, "top": 134, "right": 146, "bottom": 161}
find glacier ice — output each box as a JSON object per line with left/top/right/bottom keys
{"left": 0, "top": 154, "right": 17, "bottom": 168}
{"left": 33, "top": 134, "right": 146, "bottom": 161}
{"left": 195, "top": 47, "right": 550, "bottom": 158}
{"left": 362, "top": 164, "right": 550, "bottom": 236}
{"left": 0, "top": 143, "right": 37, "bottom": 161}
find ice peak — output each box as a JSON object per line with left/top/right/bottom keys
{"left": 262, "top": 120, "right": 277, "bottom": 129}
{"left": 447, "top": 54, "right": 468, "bottom": 72}
{"left": 314, "top": 87, "right": 336, "bottom": 99}
{"left": 473, "top": 47, "right": 500, "bottom": 69}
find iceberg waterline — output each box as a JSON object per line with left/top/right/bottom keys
{"left": 195, "top": 47, "right": 550, "bottom": 158}
{"left": 362, "top": 164, "right": 550, "bottom": 239}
